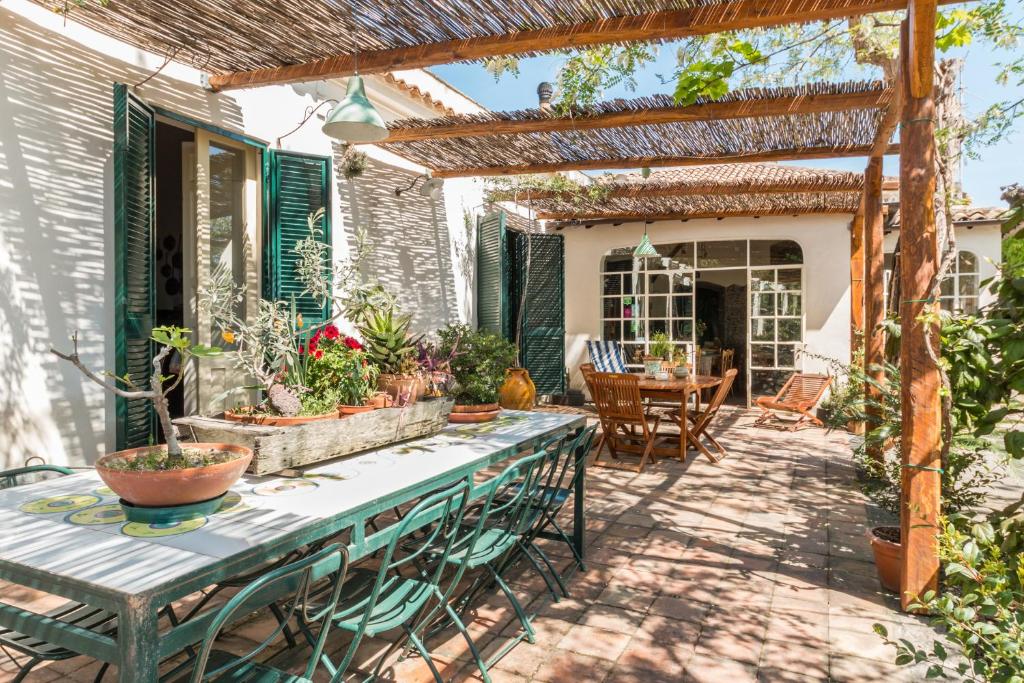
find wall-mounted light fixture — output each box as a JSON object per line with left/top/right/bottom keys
{"left": 395, "top": 174, "right": 444, "bottom": 200}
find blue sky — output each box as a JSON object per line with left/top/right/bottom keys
{"left": 431, "top": 9, "right": 1022, "bottom": 207}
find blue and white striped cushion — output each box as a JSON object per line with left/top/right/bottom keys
{"left": 587, "top": 340, "right": 627, "bottom": 373}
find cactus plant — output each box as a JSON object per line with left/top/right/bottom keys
{"left": 358, "top": 308, "right": 423, "bottom": 374}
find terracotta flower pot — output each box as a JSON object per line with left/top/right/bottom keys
{"left": 499, "top": 368, "right": 536, "bottom": 411}
{"left": 96, "top": 443, "right": 253, "bottom": 508}
{"left": 869, "top": 526, "right": 902, "bottom": 592}
{"left": 367, "top": 393, "right": 394, "bottom": 409}
{"left": 449, "top": 402, "right": 500, "bottom": 423}
{"left": 848, "top": 420, "right": 866, "bottom": 435}
{"left": 378, "top": 374, "right": 423, "bottom": 405}
{"left": 224, "top": 408, "right": 337, "bottom": 426}
{"left": 339, "top": 404, "right": 375, "bottom": 416}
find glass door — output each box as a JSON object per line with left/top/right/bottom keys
{"left": 748, "top": 266, "right": 804, "bottom": 399}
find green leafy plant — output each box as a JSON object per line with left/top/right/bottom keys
{"left": 649, "top": 332, "right": 673, "bottom": 361}
{"left": 304, "top": 328, "right": 378, "bottom": 408}
{"left": 51, "top": 326, "right": 221, "bottom": 467}
{"left": 358, "top": 307, "right": 423, "bottom": 375}
{"left": 437, "top": 324, "right": 518, "bottom": 405}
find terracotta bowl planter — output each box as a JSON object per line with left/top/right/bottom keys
{"left": 224, "top": 408, "right": 337, "bottom": 426}
{"left": 96, "top": 443, "right": 253, "bottom": 508}
{"left": 869, "top": 526, "right": 902, "bottom": 592}
{"left": 339, "top": 404, "right": 375, "bottom": 417}
{"left": 449, "top": 403, "right": 501, "bottom": 423}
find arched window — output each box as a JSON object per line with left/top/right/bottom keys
{"left": 940, "top": 250, "right": 979, "bottom": 314}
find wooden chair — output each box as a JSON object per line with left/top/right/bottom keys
{"left": 754, "top": 372, "right": 833, "bottom": 431}
{"left": 589, "top": 372, "right": 662, "bottom": 473}
{"left": 672, "top": 369, "right": 738, "bottom": 463}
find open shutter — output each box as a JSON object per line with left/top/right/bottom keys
{"left": 265, "top": 150, "right": 331, "bottom": 322}
{"left": 477, "top": 211, "right": 509, "bottom": 337}
{"left": 113, "top": 84, "right": 156, "bottom": 450}
{"left": 515, "top": 233, "right": 566, "bottom": 395}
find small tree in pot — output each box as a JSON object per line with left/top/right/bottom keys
{"left": 51, "top": 326, "right": 253, "bottom": 509}
{"left": 437, "top": 324, "right": 518, "bottom": 422}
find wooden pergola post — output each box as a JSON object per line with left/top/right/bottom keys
{"left": 863, "top": 157, "right": 886, "bottom": 463}
{"left": 898, "top": 7, "right": 942, "bottom": 611}
{"left": 850, "top": 209, "right": 866, "bottom": 353}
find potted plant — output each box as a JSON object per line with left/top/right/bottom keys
{"left": 868, "top": 525, "right": 902, "bottom": 592}
{"left": 437, "top": 324, "right": 518, "bottom": 422}
{"left": 303, "top": 326, "right": 379, "bottom": 415}
{"left": 51, "top": 327, "right": 252, "bottom": 514}
{"left": 650, "top": 332, "right": 676, "bottom": 373}
{"left": 359, "top": 306, "right": 425, "bottom": 405}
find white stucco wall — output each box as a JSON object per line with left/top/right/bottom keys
{"left": 0, "top": 1, "right": 484, "bottom": 467}
{"left": 561, "top": 214, "right": 855, "bottom": 393}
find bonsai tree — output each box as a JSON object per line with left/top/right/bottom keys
{"left": 304, "top": 326, "right": 379, "bottom": 409}
{"left": 437, "top": 324, "right": 518, "bottom": 405}
{"left": 51, "top": 326, "right": 221, "bottom": 468}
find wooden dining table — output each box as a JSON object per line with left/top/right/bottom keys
{"left": 637, "top": 374, "right": 723, "bottom": 462}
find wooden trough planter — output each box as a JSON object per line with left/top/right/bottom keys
{"left": 174, "top": 398, "right": 454, "bottom": 475}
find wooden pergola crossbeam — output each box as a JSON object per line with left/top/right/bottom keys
{"left": 541, "top": 207, "right": 855, "bottom": 224}
{"left": 206, "top": 0, "right": 963, "bottom": 91}
{"left": 384, "top": 90, "right": 892, "bottom": 143}
{"left": 431, "top": 144, "right": 899, "bottom": 178}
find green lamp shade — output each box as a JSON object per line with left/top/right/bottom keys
{"left": 322, "top": 75, "right": 389, "bottom": 143}
{"left": 633, "top": 231, "right": 659, "bottom": 258}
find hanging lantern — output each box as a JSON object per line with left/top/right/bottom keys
{"left": 322, "top": 75, "right": 389, "bottom": 143}
{"left": 632, "top": 230, "right": 658, "bottom": 258}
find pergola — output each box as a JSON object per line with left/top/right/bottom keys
{"left": 54, "top": 0, "right": 946, "bottom": 610}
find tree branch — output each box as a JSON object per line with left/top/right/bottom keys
{"left": 51, "top": 332, "right": 153, "bottom": 401}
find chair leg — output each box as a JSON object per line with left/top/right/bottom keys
{"left": 93, "top": 662, "right": 111, "bottom": 683}
{"left": 443, "top": 603, "right": 491, "bottom": 683}
{"left": 548, "top": 515, "right": 586, "bottom": 572}
{"left": 486, "top": 563, "right": 535, "bottom": 644}
{"left": 529, "top": 540, "right": 570, "bottom": 598}
{"left": 11, "top": 657, "right": 41, "bottom": 683}
{"left": 516, "top": 539, "right": 560, "bottom": 602}
{"left": 398, "top": 623, "right": 446, "bottom": 683}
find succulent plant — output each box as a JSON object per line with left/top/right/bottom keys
{"left": 358, "top": 308, "right": 423, "bottom": 375}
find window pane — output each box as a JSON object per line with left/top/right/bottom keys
{"left": 623, "top": 321, "right": 639, "bottom": 341}
{"left": 961, "top": 297, "right": 979, "bottom": 315}
{"left": 672, "top": 271, "right": 694, "bottom": 293}
{"left": 648, "top": 319, "right": 667, "bottom": 337}
{"left": 959, "top": 274, "right": 978, "bottom": 298}
{"left": 750, "top": 239, "right": 803, "bottom": 266}
{"left": 697, "top": 240, "right": 746, "bottom": 268}
{"left": 753, "top": 293, "right": 775, "bottom": 317}
{"left": 778, "top": 293, "right": 801, "bottom": 316}
{"left": 603, "top": 274, "right": 621, "bottom": 295}
{"left": 750, "top": 270, "right": 775, "bottom": 291}
{"left": 777, "top": 318, "right": 802, "bottom": 342}
{"left": 604, "top": 253, "right": 633, "bottom": 272}
{"left": 940, "top": 277, "right": 955, "bottom": 296}
{"left": 656, "top": 241, "right": 694, "bottom": 267}
{"left": 649, "top": 274, "right": 670, "bottom": 294}
{"left": 751, "top": 344, "right": 775, "bottom": 367}
{"left": 958, "top": 250, "right": 977, "bottom": 272}
{"left": 777, "top": 268, "right": 801, "bottom": 291}
{"left": 940, "top": 297, "right": 955, "bottom": 312}
{"left": 209, "top": 144, "right": 246, "bottom": 344}
{"left": 751, "top": 318, "right": 775, "bottom": 341}
{"left": 623, "top": 343, "right": 643, "bottom": 364}
{"left": 672, "top": 319, "right": 693, "bottom": 340}
{"left": 672, "top": 295, "right": 693, "bottom": 317}
{"left": 777, "top": 345, "right": 797, "bottom": 367}
{"left": 603, "top": 321, "right": 621, "bottom": 340}
{"left": 603, "top": 298, "right": 621, "bottom": 318}
{"left": 649, "top": 295, "right": 668, "bottom": 318}
{"left": 751, "top": 370, "right": 791, "bottom": 397}
{"left": 623, "top": 297, "right": 642, "bottom": 319}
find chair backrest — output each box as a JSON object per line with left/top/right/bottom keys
{"left": 721, "top": 349, "right": 735, "bottom": 376}
{"left": 777, "top": 373, "right": 833, "bottom": 407}
{"left": 590, "top": 372, "right": 646, "bottom": 425}
{"left": 482, "top": 437, "right": 565, "bottom": 540}
{"left": 703, "top": 369, "right": 738, "bottom": 419}
{"left": 188, "top": 543, "right": 349, "bottom": 683}
{"left": 586, "top": 340, "right": 627, "bottom": 373}
{"left": 529, "top": 425, "right": 597, "bottom": 529}
{"left": 1, "top": 465, "right": 74, "bottom": 490}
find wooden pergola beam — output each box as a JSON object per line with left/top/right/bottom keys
{"left": 851, "top": 208, "right": 866, "bottom": 350}
{"left": 432, "top": 144, "right": 900, "bottom": 178}
{"left": 383, "top": 90, "right": 891, "bottom": 143}
{"left": 541, "top": 207, "right": 855, "bottom": 224}
{"left": 206, "top": 0, "right": 962, "bottom": 91}
{"left": 897, "top": 8, "right": 941, "bottom": 612}
{"left": 863, "top": 156, "right": 886, "bottom": 464}
{"left": 493, "top": 180, "right": 862, "bottom": 202}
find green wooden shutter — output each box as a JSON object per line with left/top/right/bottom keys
{"left": 113, "top": 84, "right": 156, "bottom": 450}
{"left": 514, "top": 232, "right": 566, "bottom": 395}
{"left": 265, "top": 150, "right": 331, "bottom": 322}
{"left": 477, "top": 211, "right": 509, "bottom": 337}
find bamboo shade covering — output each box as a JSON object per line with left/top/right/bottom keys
{"left": 378, "top": 82, "right": 891, "bottom": 177}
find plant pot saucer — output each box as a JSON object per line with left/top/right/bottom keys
{"left": 448, "top": 409, "right": 500, "bottom": 423}
{"left": 120, "top": 493, "right": 225, "bottom": 524}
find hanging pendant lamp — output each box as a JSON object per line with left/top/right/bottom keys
{"left": 322, "top": 75, "right": 389, "bottom": 143}
{"left": 633, "top": 228, "right": 658, "bottom": 258}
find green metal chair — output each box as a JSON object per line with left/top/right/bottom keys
{"left": 166, "top": 543, "right": 349, "bottom": 682}
{"left": 320, "top": 478, "right": 481, "bottom": 683}
{"left": 0, "top": 464, "right": 120, "bottom": 683}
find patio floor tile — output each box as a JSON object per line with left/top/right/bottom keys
{"left": 557, "top": 623, "right": 632, "bottom": 661}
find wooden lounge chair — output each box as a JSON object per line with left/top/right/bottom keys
{"left": 589, "top": 372, "right": 662, "bottom": 473}
{"left": 754, "top": 372, "right": 833, "bottom": 431}
{"left": 672, "top": 369, "right": 738, "bottom": 463}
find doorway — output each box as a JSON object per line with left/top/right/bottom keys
{"left": 695, "top": 268, "right": 747, "bottom": 402}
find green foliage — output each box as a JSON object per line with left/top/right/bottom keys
{"left": 437, "top": 324, "right": 518, "bottom": 405}
{"left": 649, "top": 332, "right": 673, "bottom": 360}
{"left": 358, "top": 307, "right": 422, "bottom": 375}
{"left": 305, "top": 337, "right": 379, "bottom": 408}
{"left": 485, "top": 174, "right": 612, "bottom": 207}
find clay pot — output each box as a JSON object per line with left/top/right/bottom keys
{"left": 869, "top": 526, "right": 902, "bottom": 592}
{"left": 224, "top": 408, "right": 337, "bottom": 426}
{"left": 96, "top": 443, "right": 253, "bottom": 508}
{"left": 367, "top": 392, "right": 394, "bottom": 409}
{"left": 379, "top": 374, "right": 423, "bottom": 405}
{"left": 449, "top": 402, "right": 500, "bottom": 423}
{"left": 499, "top": 368, "right": 536, "bottom": 411}
{"left": 339, "top": 404, "right": 375, "bottom": 416}
{"left": 848, "top": 420, "right": 866, "bottom": 436}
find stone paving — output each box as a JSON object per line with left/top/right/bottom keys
{"left": 2, "top": 407, "right": 940, "bottom": 682}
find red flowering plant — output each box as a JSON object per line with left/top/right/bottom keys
{"left": 304, "top": 325, "right": 379, "bottom": 410}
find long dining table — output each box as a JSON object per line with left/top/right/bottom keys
{"left": 0, "top": 409, "right": 586, "bottom": 682}
{"left": 637, "top": 374, "right": 723, "bottom": 462}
